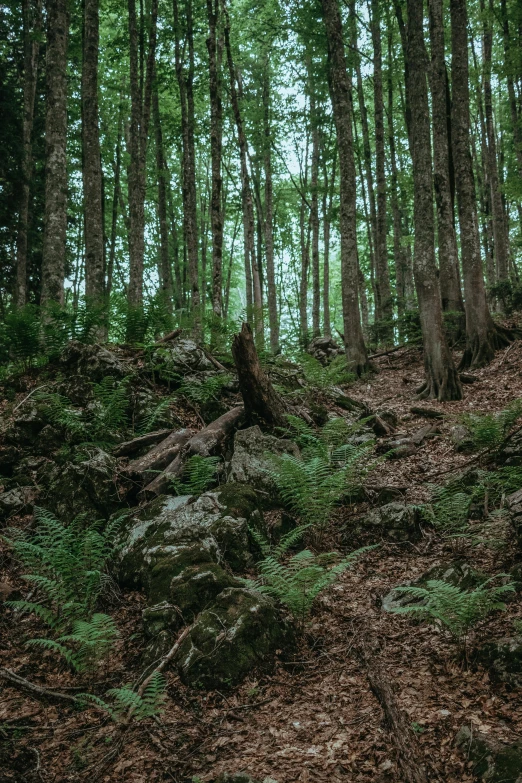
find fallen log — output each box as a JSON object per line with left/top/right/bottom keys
{"left": 232, "top": 322, "right": 288, "bottom": 429}
{"left": 112, "top": 429, "right": 172, "bottom": 458}
{"left": 410, "top": 406, "right": 444, "bottom": 420}
{"left": 142, "top": 406, "right": 245, "bottom": 497}
{"left": 123, "top": 428, "right": 194, "bottom": 481}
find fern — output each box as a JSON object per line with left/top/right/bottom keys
{"left": 27, "top": 614, "right": 119, "bottom": 672}
{"left": 461, "top": 399, "right": 522, "bottom": 451}
{"left": 136, "top": 397, "right": 174, "bottom": 435}
{"left": 425, "top": 486, "right": 472, "bottom": 534}
{"left": 35, "top": 391, "right": 87, "bottom": 438}
{"left": 176, "top": 374, "right": 232, "bottom": 405}
{"left": 78, "top": 672, "right": 167, "bottom": 722}
{"left": 90, "top": 376, "right": 130, "bottom": 435}
{"left": 170, "top": 455, "right": 220, "bottom": 496}
{"left": 246, "top": 533, "right": 373, "bottom": 626}
{"left": 299, "top": 354, "right": 355, "bottom": 391}
{"left": 389, "top": 576, "right": 515, "bottom": 641}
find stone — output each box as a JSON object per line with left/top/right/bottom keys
{"left": 307, "top": 335, "right": 342, "bottom": 364}
{"left": 498, "top": 432, "right": 522, "bottom": 466}
{"left": 455, "top": 725, "right": 522, "bottom": 782}
{"left": 356, "top": 502, "right": 421, "bottom": 543}
{"left": 60, "top": 340, "right": 130, "bottom": 380}
{"left": 175, "top": 587, "right": 284, "bottom": 688}
{"left": 451, "top": 424, "right": 475, "bottom": 453}
{"left": 0, "top": 486, "right": 37, "bottom": 521}
{"left": 169, "top": 563, "right": 238, "bottom": 621}
{"left": 382, "top": 560, "right": 484, "bottom": 612}
{"left": 476, "top": 637, "right": 522, "bottom": 688}
{"left": 150, "top": 338, "right": 214, "bottom": 377}
{"left": 507, "top": 490, "right": 522, "bottom": 547}
{"left": 42, "top": 449, "right": 122, "bottom": 520}
{"left": 384, "top": 437, "right": 417, "bottom": 458}
{"left": 227, "top": 426, "right": 300, "bottom": 502}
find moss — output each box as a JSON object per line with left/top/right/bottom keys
{"left": 147, "top": 544, "right": 216, "bottom": 603}
{"left": 216, "top": 483, "right": 261, "bottom": 519}
{"left": 169, "top": 563, "right": 237, "bottom": 619}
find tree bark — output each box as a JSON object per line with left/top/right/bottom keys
{"left": 428, "top": 0, "right": 464, "bottom": 314}
{"left": 173, "top": 0, "right": 199, "bottom": 318}
{"left": 321, "top": 139, "right": 336, "bottom": 338}
{"left": 321, "top": 0, "right": 369, "bottom": 375}
{"left": 206, "top": 0, "right": 224, "bottom": 321}
{"left": 82, "top": 0, "right": 105, "bottom": 328}
{"left": 152, "top": 72, "right": 173, "bottom": 313}
{"left": 482, "top": 0, "right": 510, "bottom": 283}
{"left": 232, "top": 323, "right": 287, "bottom": 429}
{"left": 41, "top": 0, "right": 69, "bottom": 308}
{"left": 308, "top": 64, "right": 321, "bottom": 339}
{"left": 371, "top": 0, "right": 393, "bottom": 340}
{"left": 407, "top": 0, "right": 462, "bottom": 401}
{"left": 15, "top": 0, "right": 42, "bottom": 308}
{"left": 450, "top": 0, "right": 511, "bottom": 368}
{"left": 263, "top": 64, "right": 279, "bottom": 353}
{"left": 127, "top": 0, "right": 157, "bottom": 314}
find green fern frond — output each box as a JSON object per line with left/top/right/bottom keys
{"left": 461, "top": 399, "right": 522, "bottom": 451}
{"left": 170, "top": 455, "right": 220, "bottom": 496}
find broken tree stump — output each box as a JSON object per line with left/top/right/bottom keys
{"left": 231, "top": 322, "right": 288, "bottom": 429}
{"left": 142, "top": 406, "right": 245, "bottom": 497}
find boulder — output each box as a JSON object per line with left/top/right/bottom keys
{"left": 0, "top": 486, "right": 37, "bottom": 521}
{"left": 451, "top": 424, "right": 475, "bottom": 453}
{"left": 227, "top": 426, "right": 300, "bottom": 502}
{"left": 150, "top": 338, "right": 214, "bottom": 377}
{"left": 60, "top": 340, "right": 131, "bottom": 380}
{"left": 175, "top": 587, "right": 284, "bottom": 688}
{"left": 355, "top": 502, "right": 421, "bottom": 543}
{"left": 498, "top": 432, "right": 522, "bottom": 466}
{"left": 42, "top": 449, "right": 122, "bottom": 520}
{"left": 455, "top": 725, "right": 522, "bottom": 782}
{"left": 382, "top": 560, "right": 484, "bottom": 612}
{"left": 476, "top": 637, "right": 522, "bottom": 688}
{"left": 507, "top": 490, "right": 522, "bottom": 547}
{"left": 382, "top": 437, "right": 417, "bottom": 459}
{"left": 307, "top": 335, "right": 342, "bottom": 364}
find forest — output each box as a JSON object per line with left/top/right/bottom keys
{"left": 1, "top": 0, "right": 522, "bottom": 780}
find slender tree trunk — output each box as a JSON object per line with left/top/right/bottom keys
{"left": 371, "top": 0, "right": 393, "bottom": 340}
{"left": 206, "top": 0, "right": 224, "bottom": 320}
{"left": 500, "top": 0, "right": 522, "bottom": 182}
{"left": 16, "top": 0, "right": 42, "bottom": 308}
{"left": 482, "top": 0, "right": 510, "bottom": 283}
{"left": 321, "top": 0, "right": 368, "bottom": 374}
{"left": 308, "top": 65, "right": 321, "bottom": 339}
{"left": 127, "top": 0, "right": 157, "bottom": 315}
{"left": 299, "top": 181, "right": 310, "bottom": 345}
{"left": 262, "top": 64, "right": 279, "bottom": 353}
{"left": 321, "top": 141, "right": 335, "bottom": 338}
{"left": 407, "top": 0, "right": 461, "bottom": 400}
{"left": 41, "top": 0, "right": 69, "bottom": 308}
{"left": 428, "top": 0, "right": 464, "bottom": 314}
{"left": 82, "top": 0, "right": 105, "bottom": 331}
{"left": 450, "top": 0, "right": 511, "bottom": 368}
{"left": 173, "top": 0, "right": 199, "bottom": 316}
{"left": 107, "top": 93, "right": 124, "bottom": 300}
{"left": 152, "top": 73, "right": 173, "bottom": 313}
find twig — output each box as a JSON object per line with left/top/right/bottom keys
{"left": 13, "top": 384, "right": 49, "bottom": 413}
{"left": 499, "top": 341, "right": 516, "bottom": 367}
{"left": 0, "top": 668, "right": 91, "bottom": 708}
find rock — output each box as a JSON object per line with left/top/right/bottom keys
{"left": 355, "top": 502, "right": 422, "bottom": 544}
{"left": 43, "top": 449, "right": 123, "bottom": 520}
{"left": 376, "top": 409, "right": 399, "bottom": 429}
{"left": 150, "top": 338, "right": 214, "bottom": 377}
{"left": 227, "top": 426, "right": 300, "bottom": 502}
{"left": 382, "top": 560, "right": 484, "bottom": 612}
{"left": 498, "top": 431, "right": 522, "bottom": 466}
{"left": 60, "top": 340, "right": 130, "bottom": 380}
{"left": 411, "top": 424, "right": 440, "bottom": 446}
{"left": 507, "top": 490, "right": 522, "bottom": 547}
{"left": 0, "top": 445, "right": 21, "bottom": 475}
{"left": 34, "top": 425, "right": 63, "bottom": 455}
{"left": 0, "top": 486, "right": 37, "bottom": 521}
{"left": 378, "top": 437, "right": 417, "bottom": 459}
{"left": 476, "top": 637, "right": 522, "bottom": 688}
{"left": 451, "top": 424, "right": 474, "bottom": 453}
{"left": 510, "top": 563, "right": 522, "bottom": 590}
{"left": 175, "top": 587, "right": 284, "bottom": 688}
{"left": 307, "top": 335, "right": 342, "bottom": 364}
{"left": 455, "top": 725, "right": 522, "bottom": 782}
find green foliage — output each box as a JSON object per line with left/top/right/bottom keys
{"left": 424, "top": 485, "right": 472, "bottom": 534}
{"left": 27, "top": 613, "right": 119, "bottom": 673}
{"left": 0, "top": 304, "right": 41, "bottom": 369}
{"left": 89, "top": 376, "right": 130, "bottom": 436}
{"left": 461, "top": 399, "right": 522, "bottom": 451}
{"left": 299, "top": 354, "right": 355, "bottom": 391}
{"left": 389, "top": 577, "right": 515, "bottom": 641}
{"left": 268, "top": 416, "right": 374, "bottom": 527}
{"left": 245, "top": 527, "right": 373, "bottom": 625}
{"left": 136, "top": 396, "right": 174, "bottom": 435}
{"left": 176, "top": 374, "right": 232, "bottom": 405}
{"left": 79, "top": 672, "right": 167, "bottom": 723}
{"left": 170, "top": 455, "right": 220, "bottom": 496}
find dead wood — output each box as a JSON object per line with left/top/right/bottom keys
{"left": 123, "top": 428, "right": 194, "bottom": 480}
{"left": 459, "top": 372, "right": 479, "bottom": 384}
{"left": 134, "top": 328, "right": 183, "bottom": 356}
{"left": 112, "top": 429, "right": 172, "bottom": 458}
{"left": 0, "top": 668, "right": 102, "bottom": 711}
{"left": 358, "top": 648, "right": 436, "bottom": 783}
{"left": 231, "top": 322, "right": 288, "bottom": 429}
{"left": 200, "top": 345, "right": 227, "bottom": 372}
{"left": 410, "top": 406, "right": 444, "bottom": 419}
{"left": 142, "top": 406, "right": 245, "bottom": 496}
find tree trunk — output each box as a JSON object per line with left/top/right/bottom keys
{"left": 206, "top": 0, "right": 224, "bottom": 320}
{"left": 321, "top": 0, "right": 369, "bottom": 375}
{"left": 263, "top": 64, "right": 279, "bottom": 353}
{"left": 127, "top": 0, "right": 157, "bottom": 315}
{"left": 321, "top": 140, "right": 336, "bottom": 338}
{"left": 371, "top": 0, "right": 393, "bottom": 340}
{"left": 428, "top": 0, "right": 464, "bottom": 314}
{"left": 308, "top": 63, "right": 321, "bottom": 339}
{"left": 232, "top": 323, "right": 287, "bottom": 429}
{"left": 500, "top": 0, "right": 522, "bottom": 184}
{"left": 482, "top": 0, "right": 510, "bottom": 283}
{"left": 107, "top": 93, "right": 124, "bottom": 301}
{"left": 15, "top": 0, "right": 42, "bottom": 308}
{"left": 152, "top": 73, "right": 173, "bottom": 313}
{"left": 41, "top": 0, "right": 69, "bottom": 308}
{"left": 173, "top": 0, "right": 199, "bottom": 317}
{"left": 407, "top": 0, "right": 462, "bottom": 401}
{"left": 450, "top": 0, "right": 511, "bottom": 368}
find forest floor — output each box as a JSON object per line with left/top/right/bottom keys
{"left": 2, "top": 335, "right": 522, "bottom": 782}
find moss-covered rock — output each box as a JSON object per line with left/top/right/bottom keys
{"left": 354, "top": 502, "right": 422, "bottom": 543}
{"left": 169, "top": 562, "right": 238, "bottom": 620}
{"left": 476, "top": 637, "right": 522, "bottom": 688}
{"left": 0, "top": 486, "right": 37, "bottom": 522}
{"left": 455, "top": 725, "right": 522, "bottom": 781}
{"left": 209, "top": 513, "right": 252, "bottom": 572}
{"left": 175, "top": 587, "right": 284, "bottom": 689}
